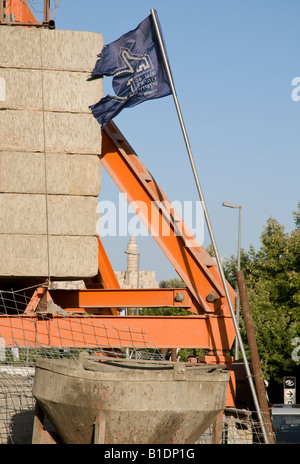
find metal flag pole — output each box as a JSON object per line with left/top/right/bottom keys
{"left": 150, "top": 8, "right": 269, "bottom": 444}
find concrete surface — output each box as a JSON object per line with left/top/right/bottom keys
{"left": 0, "top": 68, "right": 101, "bottom": 113}
{"left": 0, "top": 235, "right": 98, "bottom": 277}
{"left": 0, "top": 194, "right": 99, "bottom": 235}
{"left": 0, "top": 110, "right": 102, "bottom": 154}
{"left": 0, "top": 27, "right": 103, "bottom": 71}
{"left": 0, "top": 152, "right": 101, "bottom": 196}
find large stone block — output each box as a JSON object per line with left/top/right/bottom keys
{"left": 0, "top": 68, "right": 102, "bottom": 113}
{"left": 0, "top": 110, "right": 101, "bottom": 154}
{"left": 0, "top": 235, "right": 48, "bottom": 277}
{"left": 0, "top": 235, "right": 98, "bottom": 278}
{"left": 40, "top": 29, "right": 103, "bottom": 72}
{"left": 42, "top": 71, "right": 101, "bottom": 113}
{"left": 0, "top": 68, "right": 42, "bottom": 111}
{"left": 0, "top": 26, "right": 103, "bottom": 279}
{"left": 0, "top": 109, "right": 44, "bottom": 152}
{"left": 47, "top": 196, "right": 99, "bottom": 236}
{"left": 0, "top": 152, "right": 45, "bottom": 193}
{"left": 0, "top": 152, "right": 101, "bottom": 196}
{"left": 0, "top": 194, "right": 99, "bottom": 236}
{"left": 0, "top": 26, "right": 42, "bottom": 69}
{"left": 48, "top": 235, "right": 99, "bottom": 277}
{"left": 44, "top": 111, "right": 102, "bottom": 154}
{"left": 45, "top": 153, "right": 101, "bottom": 196}
{"left": 0, "top": 27, "right": 103, "bottom": 72}
{"left": 0, "top": 194, "right": 46, "bottom": 235}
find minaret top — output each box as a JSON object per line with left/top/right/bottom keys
{"left": 126, "top": 235, "right": 138, "bottom": 273}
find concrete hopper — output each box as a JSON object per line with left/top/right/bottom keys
{"left": 32, "top": 353, "right": 230, "bottom": 444}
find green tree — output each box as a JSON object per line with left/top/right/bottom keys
{"left": 159, "top": 278, "right": 186, "bottom": 289}
{"left": 139, "top": 277, "right": 189, "bottom": 316}
{"left": 222, "top": 203, "right": 300, "bottom": 388}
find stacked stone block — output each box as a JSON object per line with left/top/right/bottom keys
{"left": 0, "top": 27, "right": 103, "bottom": 278}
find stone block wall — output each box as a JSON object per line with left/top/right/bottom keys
{"left": 0, "top": 27, "right": 103, "bottom": 279}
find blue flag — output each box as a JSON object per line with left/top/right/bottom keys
{"left": 89, "top": 11, "right": 171, "bottom": 127}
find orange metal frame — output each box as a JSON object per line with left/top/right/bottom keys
{"left": 101, "top": 122, "right": 237, "bottom": 316}
{"left": 0, "top": 120, "right": 237, "bottom": 360}
{"left": 1, "top": 0, "right": 39, "bottom": 24}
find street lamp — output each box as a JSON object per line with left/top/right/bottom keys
{"left": 222, "top": 202, "right": 242, "bottom": 361}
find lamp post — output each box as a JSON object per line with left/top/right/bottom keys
{"left": 222, "top": 202, "right": 242, "bottom": 360}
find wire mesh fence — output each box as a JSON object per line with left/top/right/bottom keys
{"left": 0, "top": 285, "right": 167, "bottom": 444}
{"left": 24, "top": 0, "right": 66, "bottom": 20}
{"left": 0, "top": 286, "right": 275, "bottom": 444}
{"left": 196, "top": 408, "right": 275, "bottom": 444}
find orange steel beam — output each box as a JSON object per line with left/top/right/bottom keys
{"left": 96, "top": 237, "right": 121, "bottom": 289}
{"left": 3, "top": 0, "right": 38, "bottom": 23}
{"left": 101, "top": 122, "right": 237, "bottom": 315}
{"left": 85, "top": 236, "right": 121, "bottom": 314}
{"left": 0, "top": 314, "right": 235, "bottom": 352}
{"left": 48, "top": 287, "right": 201, "bottom": 313}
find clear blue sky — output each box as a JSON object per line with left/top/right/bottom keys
{"left": 53, "top": 1, "right": 299, "bottom": 282}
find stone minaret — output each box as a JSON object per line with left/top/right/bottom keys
{"left": 124, "top": 236, "right": 139, "bottom": 287}
{"left": 114, "top": 236, "right": 158, "bottom": 289}
{"left": 126, "top": 236, "right": 138, "bottom": 273}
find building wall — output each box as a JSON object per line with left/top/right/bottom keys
{"left": 115, "top": 270, "right": 159, "bottom": 289}
{"left": 0, "top": 26, "right": 103, "bottom": 278}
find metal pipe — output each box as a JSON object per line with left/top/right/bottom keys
{"left": 236, "top": 205, "right": 241, "bottom": 358}
{"left": 48, "top": 19, "right": 55, "bottom": 29}
{"left": 222, "top": 202, "right": 242, "bottom": 360}
{"left": 0, "top": 0, "right": 4, "bottom": 23}
{"left": 236, "top": 270, "right": 275, "bottom": 443}
{"left": 0, "top": 21, "right": 54, "bottom": 27}
{"left": 150, "top": 8, "right": 270, "bottom": 444}
{"left": 44, "top": 0, "right": 50, "bottom": 23}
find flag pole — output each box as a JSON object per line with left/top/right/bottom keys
{"left": 150, "top": 8, "right": 269, "bottom": 444}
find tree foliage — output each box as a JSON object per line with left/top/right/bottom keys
{"left": 159, "top": 278, "right": 186, "bottom": 289}
{"left": 138, "top": 277, "right": 189, "bottom": 316}
{"left": 223, "top": 202, "right": 300, "bottom": 386}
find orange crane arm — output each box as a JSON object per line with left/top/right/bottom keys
{"left": 101, "top": 121, "right": 237, "bottom": 316}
